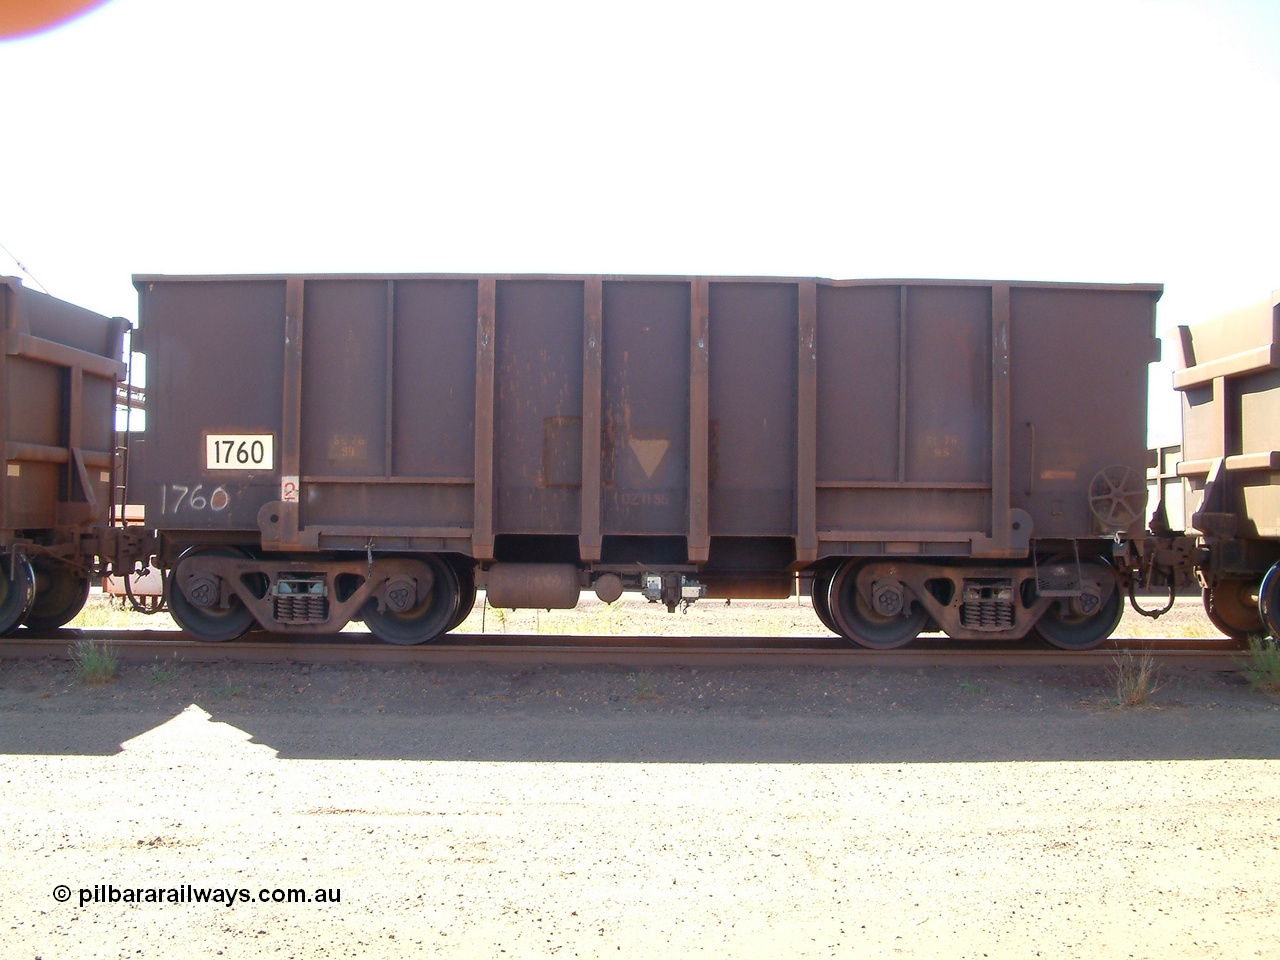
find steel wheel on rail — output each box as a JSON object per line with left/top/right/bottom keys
{"left": 1202, "top": 578, "right": 1265, "bottom": 641}
{"left": 25, "top": 557, "right": 92, "bottom": 631}
{"left": 1032, "top": 562, "right": 1124, "bottom": 650}
{"left": 167, "top": 546, "right": 257, "bottom": 642}
{"left": 446, "top": 561, "right": 477, "bottom": 633}
{"left": 827, "top": 560, "right": 927, "bottom": 649}
{"left": 810, "top": 567, "right": 839, "bottom": 635}
{"left": 1256, "top": 563, "right": 1280, "bottom": 640}
{"left": 363, "top": 554, "right": 459, "bottom": 645}
{"left": 0, "top": 555, "right": 36, "bottom": 637}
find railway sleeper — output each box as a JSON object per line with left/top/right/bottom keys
{"left": 824, "top": 558, "right": 1121, "bottom": 650}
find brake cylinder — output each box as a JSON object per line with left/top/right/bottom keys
{"left": 485, "top": 563, "right": 581, "bottom": 609}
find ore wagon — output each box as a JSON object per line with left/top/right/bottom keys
{"left": 1173, "top": 290, "right": 1280, "bottom": 638}
{"left": 131, "top": 274, "right": 1161, "bottom": 648}
{"left": 0, "top": 277, "right": 128, "bottom": 633}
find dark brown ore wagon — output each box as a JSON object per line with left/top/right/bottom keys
{"left": 0, "top": 277, "right": 128, "bottom": 634}
{"left": 1170, "top": 290, "right": 1280, "bottom": 639}
{"left": 130, "top": 274, "right": 1162, "bottom": 648}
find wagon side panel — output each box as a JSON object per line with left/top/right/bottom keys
{"left": 707, "top": 281, "right": 798, "bottom": 537}
{"left": 295, "top": 278, "right": 478, "bottom": 539}
{"left": 3, "top": 279, "right": 124, "bottom": 538}
{"left": 492, "top": 279, "right": 584, "bottom": 537}
{"left": 1177, "top": 293, "right": 1280, "bottom": 540}
{"left": 814, "top": 282, "right": 996, "bottom": 555}
{"left": 1008, "top": 285, "right": 1160, "bottom": 540}
{"left": 135, "top": 278, "right": 286, "bottom": 534}
{"left": 600, "top": 279, "right": 691, "bottom": 538}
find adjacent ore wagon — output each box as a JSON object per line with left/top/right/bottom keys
{"left": 1171, "top": 290, "right": 1280, "bottom": 639}
{"left": 0, "top": 277, "right": 128, "bottom": 634}
{"left": 130, "top": 274, "right": 1161, "bottom": 648}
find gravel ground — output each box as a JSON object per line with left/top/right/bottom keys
{"left": 2, "top": 594, "right": 1279, "bottom": 958}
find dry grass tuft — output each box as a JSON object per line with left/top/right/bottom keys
{"left": 1109, "top": 650, "right": 1161, "bottom": 707}
{"left": 631, "top": 672, "right": 658, "bottom": 701}
{"left": 69, "top": 639, "right": 119, "bottom": 684}
{"left": 1238, "top": 636, "right": 1280, "bottom": 694}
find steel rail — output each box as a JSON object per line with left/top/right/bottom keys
{"left": 1, "top": 630, "right": 1247, "bottom": 670}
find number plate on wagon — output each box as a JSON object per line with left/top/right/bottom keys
{"left": 206, "top": 435, "right": 275, "bottom": 470}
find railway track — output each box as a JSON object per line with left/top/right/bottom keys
{"left": 0, "top": 630, "right": 1247, "bottom": 670}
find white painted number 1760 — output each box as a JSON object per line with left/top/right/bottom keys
{"left": 161, "top": 484, "right": 232, "bottom": 514}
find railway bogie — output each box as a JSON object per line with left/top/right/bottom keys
{"left": 820, "top": 553, "right": 1123, "bottom": 650}
{"left": 162, "top": 545, "right": 478, "bottom": 643}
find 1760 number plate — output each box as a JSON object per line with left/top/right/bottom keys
{"left": 206, "top": 434, "right": 274, "bottom": 471}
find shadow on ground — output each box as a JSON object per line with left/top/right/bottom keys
{"left": 2, "top": 658, "right": 1277, "bottom": 763}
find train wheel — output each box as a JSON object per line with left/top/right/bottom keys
{"left": 0, "top": 556, "right": 36, "bottom": 637}
{"left": 446, "top": 562, "right": 477, "bottom": 633}
{"left": 167, "top": 546, "right": 256, "bottom": 642}
{"left": 26, "top": 559, "right": 91, "bottom": 631}
{"left": 827, "top": 560, "right": 926, "bottom": 649}
{"left": 1254, "top": 563, "right": 1280, "bottom": 640}
{"left": 1202, "top": 579, "right": 1265, "bottom": 641}
{"left": 810, "top": 568, "right": 839, "bottom": 635}
{"left": 364, "top": 555, "right": 459, "bottom": 645}
{"left": 1033, "top": 564, "right": 1124, "bottom": 650}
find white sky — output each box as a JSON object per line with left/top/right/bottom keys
{"left": 3, "top": 0, "right": 1279, "bottom": 442}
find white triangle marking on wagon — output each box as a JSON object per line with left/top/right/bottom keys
{"left": 628, "top": 438, "right": 670, "bottom": 480}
